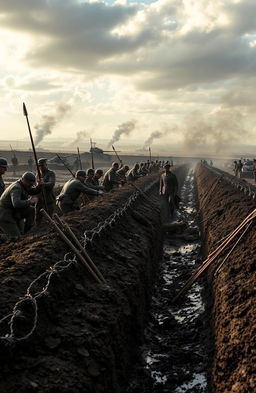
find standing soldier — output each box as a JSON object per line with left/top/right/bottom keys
{"left": 237, "top": 159, "right": 243, "bottom": 178}
{"left": 159, "top": 163, "right": 179, "bottom": 218}
{"left": 103, "top": 162, "right": 121, "bottom": 192}
{"left": 28, "top": 155, "right": 34, "bottom": 171}
{"left": 56, "top": 170, "right": 103, "bottom": 214}
{"left": 253, "top": 159, "right": 256, "bottom": 184}
{"left": 0, "top": 172, "right": 41, "bottom": 239}
{"left": 11, "top": 154, "right": 18, "bottom": 176}
{"left": 36, "top": 158, "right": 56, "bottom": 224}
{"left": 0, "top": 157, "right": 8, "bottom": 197}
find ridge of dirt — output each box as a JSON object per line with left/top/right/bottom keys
{"left": 195, "top": 164, "right": 256, "bottom": 393}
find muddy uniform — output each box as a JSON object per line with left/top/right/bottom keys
{"left": 36, "top": 169, "right": 56, "bottom": 223}
{"left": 57, "top": 179, "right": 99, "bottom": 214}
{"left": 103, "top": 168, "right": 120, "bottom": 192}
{"left": 85, "top": 176, "right": 102, "bottom": 191}
{"left": 0, "top": 180, "right": 40, "bottom": 238}
{"left": 159, "top": 171, "right": 178, "bottom": 217}
{"left": 0, "top": 176, "right": 5, "bottom": 197}
{"left": 116, "top": 167, "right": 128, "bottom": 185}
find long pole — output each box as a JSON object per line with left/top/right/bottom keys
{"left": 56, "top": 153, "right": 75, "bottom": 177}
{"left": 90, "top": 139, "right": 95, "bottom": 169}
{"left": 149, "top": 147, "right": 151, "bottom": 162}
{"left": 112, "top": 145, "right": 122, "bottom": 165}
{"left": 77, "top": 147, "right": 82, "bottom": 170}
{"left": 23, "top": 102, "right": 48, "bottom": 213}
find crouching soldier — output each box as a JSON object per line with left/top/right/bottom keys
{"left": 85, "top": 168, "right": 104, "bottom": 191}
{"left": 0, "top": 172, "right": 41, "bottom": 240}
{"left": 56, "top": 170, "right": 103, "bottom": 214}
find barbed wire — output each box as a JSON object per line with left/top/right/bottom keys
{"left": 0, "top": 178, "right": 159, "bottom": 344}
{"left": 203, "top": 164, "right": 256, "bottom": 200}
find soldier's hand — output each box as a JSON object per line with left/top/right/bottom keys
{"left": 29, "top": 196, "right": 39, "bottom": 206}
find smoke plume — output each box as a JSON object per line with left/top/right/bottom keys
{"left": 68, "top": 130, "right": 88, "bottom": 147}
{"left": 108, "top": 120, "right": 136, "bottom": 147}
{"left": 34, "top": 103, "right": 71, "bottom": 146}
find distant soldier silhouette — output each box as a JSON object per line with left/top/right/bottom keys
{"left": 28, "top": 156, "right": 34, "bottom": 171}
{"left": 11, "top": 155, "right": 18, "bottom": 176}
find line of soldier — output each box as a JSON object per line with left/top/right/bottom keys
{"left": 0, "top": 157, "right": 172, "bottom": 241}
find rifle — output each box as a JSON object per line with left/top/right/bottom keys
{"left": 90, "top": 139, "right": 95, "bottom": 169}
{"left": 149, "top": 146, "right": 151, "bottom": 162}
{"left": 112, "top": 145, "right": 122, "bottom": 166}
{"left": 23, "top": 103, "right": 48, "bottom": 213}
{"left": 77, "top": 147, "right": 82, "bottom": 170}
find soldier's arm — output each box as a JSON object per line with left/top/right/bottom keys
{"left": 85, "top": 179, "right": 101, "bottom": 191}
{"left": 78, "top": 182, "right": 99, "bottom": 196}
{"left": 10, "top": 187, "right": 31, "bottom": 209}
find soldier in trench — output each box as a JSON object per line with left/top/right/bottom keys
{"left": 159, "top": 163, "right": 179, "bottom": 218}
{"left": 0, "top": 172, "right": 42, "bottom": 240}
{"left": 35, "top": 158, "right": 56, "bottom": 225}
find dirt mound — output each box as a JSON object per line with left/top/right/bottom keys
{"left": 195, "top": 164, "right": 256, "bottom": 393}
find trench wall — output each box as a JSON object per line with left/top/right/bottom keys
{"left": 195, "top": 163, "right": 256, "bottom": 393}
{"left": 0, "top": 165, "right": 188, "bottom": 393}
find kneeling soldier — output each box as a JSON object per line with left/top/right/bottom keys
{"left": 0, "top": 172, "right": 41, "bottom": 239}
{"left": 57, "top": 170, "right": 103, "bottom": 214}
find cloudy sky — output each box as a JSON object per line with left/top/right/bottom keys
{"left": 1, "top": 0, "right": 256, "bottom": 154}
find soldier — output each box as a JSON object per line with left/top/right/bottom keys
{"left": 103, "top": 162, "right": 121, "bottom": 192}
{"left": 0, "top": 172, "right": 41, "bottom": 239}
{"left": 56, "top": 170, "right": 103, "bottom": 214}
{"left": 159, "top": 163, "right": 179, "bottom": 218}
{"left": 11, "top": 154, "right": 18, "bottom": 176}
{"left": 116, "top": 165, "right": 129, "bottom": 186}
{"left": 127, "top": 163, "right": 141, "bottom": 182}
{"left": 36, "top": 158, "right": 56, "bottom": 224}
{"left": 253, "top": 159, "right": 256, "bottom": 184}
{"left": 85, "top": 168, "right": 104, "bottom": 191}
{"left": 0, "top": 157, "right": 8, "bottom": 197}
{"left": 28, "top": 155, "right": 34, "bottom": 171}
{"left": 93, "top": 169, "right": 104, "bottom": 187}
{"left": 237, "top": 159, "right": 243, "bottom": 178}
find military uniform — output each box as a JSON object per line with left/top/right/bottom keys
{"left": 57, "top": 178, "right": 99, "bottom": 214}
{"left": 159, "top": 171, "right": 178, "bottom": 217}
{"left": 36, "top": 167, "right": 56, "bottom": 224}
{"left": 116, "top": 166, "right": 129, "bottom": 185}
{"left": 0, "top": 176, "right": 40, "bottom": 238}
{"left": 0, "top": 157, "right": 8, "bottom": 196}
{"left": 103, "top": 168, "right": 120, "bottom": 192}
{"left": 0, "top": 176, "right": 5, "bottom": 197}
{"left": 127, "top": 165, "right": 141, "bottom": 182}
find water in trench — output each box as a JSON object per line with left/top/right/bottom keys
{"left": 127, "top": 168, "right": 210, "bottom": 393}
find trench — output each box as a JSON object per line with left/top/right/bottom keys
{"left": 127, "top": 167, "right": 210, "bottom": 393}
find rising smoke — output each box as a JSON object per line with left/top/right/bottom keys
{"left": 34, "top": 103, "right": 71, "bottom": 146}
{"left": 142, "top": 125, "right": 175, "bottom": 150}
{"left": 181, "top": 108, "right": 247, "bottom": 155}
{"left": 68, "top": 130, "right": 88, "bottom": 147}
{"left": 108, "top": 120, "right": 136, "bottom": 147}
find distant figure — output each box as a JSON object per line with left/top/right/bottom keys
{"left": 35, "top": 158, "right": 56, "bottom": 225}
{"left": 210, "top": 160, "right": 213, "bottom": 166}
{"left": 159, "top": 163, "right": 179, "bottom": 218}
{"left": 0, "top": 157, "right": 8, "bottom": 197}
{"left": 28, "top": 156, "right": 34, "bottom": 171}
{"left": 11, "top": 155, "right": 18, "bottom": 176}
{"left": 237, "top": 160, "right": 243, "bottom": 178}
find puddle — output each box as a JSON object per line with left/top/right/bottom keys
{"left": 127, "top": 168, "right": 210, "bottom": 393}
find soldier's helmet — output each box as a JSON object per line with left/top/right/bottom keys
{"left": 87, "top": 168, "right": 95, "bottom": 176}
{"left": 76, "top": 170, "right": 86, "bottom": 178}
{"left": 124, "top": 165, "right": 129, "bottom": 171}
{"left": 112, "top": 162, "right": 119, "bottom": 167}
{"left": 95, "top": 169, "right": 103, "bottom": 176}
{"left": 0, "top": 157, "right": 8, "bottom": 168}
{"left": 22, "top": 172, "right": 36, "bottom": 185}
{"left": 164, "top": 163, "right": 171, "bottom": 168}
{"left": 38, "top": 158, "right": 47, "bottom": 165}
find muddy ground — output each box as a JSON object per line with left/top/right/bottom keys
{"left": 195, "top": 164, "right": 256, "bottom": 393}
{"left": 0, "top": 162, "right": 255, "bottom": 393}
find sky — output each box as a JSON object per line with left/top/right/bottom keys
{"left": 1, "top": 0, "right": 256, "bottom": 155}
